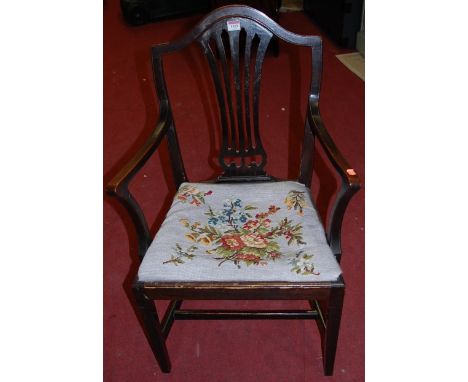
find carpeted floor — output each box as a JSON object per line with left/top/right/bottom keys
{"left": 104, "top": 1, "right": 364, "bottom": 381}
{"left": 336, "top": 53, "right": 365, "bottom": 81}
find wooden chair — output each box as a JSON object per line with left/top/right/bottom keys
{"left": 106, "top": 5, "right": 360, "bottom": 376}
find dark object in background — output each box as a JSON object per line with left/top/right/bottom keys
{"left": 303, "top": 0, "right": 363, "bottom": 48}
{"left": 121, "top": 0, "right": 281, "bottom": 27}
{"left": 120, "top": 0, "right": 211, "bottom": 26}
{"left": 120, "top": 0, "right": 282, "bottom": 55}
{"left": 212, "top": 0, "right": 281, "bottom": 22}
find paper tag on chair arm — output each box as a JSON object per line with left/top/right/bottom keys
{"left": 227, "top": 20, "right": 241, "bottom": 31}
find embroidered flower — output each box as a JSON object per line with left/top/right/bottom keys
{"left": 190, "top": 198, "right": 202, "bottom": 206}
{"left": 221, "top": 235, "right": 245, "bottom": 250}
{"left": 168, "top": 197, "right": 307, "bottom": 268}
{"left": 268, "top": 205, "right": 280, "bottom": 213}
{"left": 198, "top": 235, "right": 212, "bottom": 246}
{"left": 240, "top": 233, "right": 268, "bottom": 248}
{"left": 284, "top": 190, "right": 306, "bottom": 216}
{"left": 255, "top": 212, "right": 269, "bottom": 219}
{"left": 184, "top": 186, "right": 199, "bottom": 195}
{"left": 269, "top": 252, "right": 281, "bottom": 260}
{"left": 289, "top": 252, "right": 320, "bottom": 275}
{"left": 163, "top": 244, "right": 197, "bottom": 265}
{"left": 185, "top": 233, "right": 197, "bottom": 242}
{"left": 235, "top": 253, "right": 262, "bottom": 263}
{"left": 243, "top": 219, "right": 260, "bottom": 230}
{"left": 260, "top": 218, "right": 271, "bottom": 228}
{"left": 176, "top": 185, "right": 212, "bottom": 206}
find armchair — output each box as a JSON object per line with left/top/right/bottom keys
{"left": 107, "top": 5, "right": 360, "bottom": 376}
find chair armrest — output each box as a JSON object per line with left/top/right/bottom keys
{"left": 106, "top": 110, "right": 172, "bottom": 195}
{"left": 307, "top": 98, "right": 361, "bottom": 261}
{"left": 106, "top": 109, "right": 172, "bottom": 260}
{"left": 308, "top": 99, "right": 360, "bottom": 188}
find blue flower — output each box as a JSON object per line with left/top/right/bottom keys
{"left": 218, "top": 215, "right": 227, "bottom": 223}
{"left": 234, "top": 199, "right": 242, "bottom": 207}
{"left": 208, "top": 217, "right": 218, "bottom": 226}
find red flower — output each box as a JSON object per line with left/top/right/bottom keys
{"left": 255, "top": 212, "right": 269, "bottom": 219}
{"left": 243, "top": 219, "right": 259, "bottom": 230}
{"left": 261, "top": 218, "right": 271, "bottom": 227}
{"left": 235, "top": 253, "right": 261, "bottom": 263}
{"left": 190, "top": 198, "right": 201, "bottom": 206}
{"left": 205, "top": 190, "right": 213, "bottom": 195}
{"left": 221, "top": 235, "right": 245, "bottom": 250}
{"left": 268, "top": 205, "right": 280, "bottom": 213}
{"left": 269, "top": 252, "right": 280, "bottom": 259}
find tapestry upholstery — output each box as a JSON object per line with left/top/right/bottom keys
{"left": 138, "top": 181, "right": 342, "bottom": 282}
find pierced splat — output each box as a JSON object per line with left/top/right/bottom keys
{"left": 199, "top": 18, "right": 273, "bottom": 178}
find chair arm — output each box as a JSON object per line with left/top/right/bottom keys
{"left": 106, "top": 111, "right": 172, "bottom": 195}
{"left": 307, "top": 98, "right": 361, "bottom": 261}
{"left": 106, "top": 110, "right": 172, "bottom": 260}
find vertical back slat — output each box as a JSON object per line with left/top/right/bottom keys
{"left": 201, "top": 38, "right": 230, "bottom": 153}
{"left": 229, "top": 29, "right": 244, "bottom": 156}
{"left": 215, "top": 32, "right": 237, "bottom": 151}
{"left": 252, "top": 35, "right": 271, "bottom": 152}
{"left": 243, "top": 30, "right": 253, "bottom": 151}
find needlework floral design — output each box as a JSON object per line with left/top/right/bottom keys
{"left": 284, "top": 190, "right": 306, "bottom": 216}
{"left": 164, "top": 190, "right": 319, "bottom": 275}
{"left": 176, "top": 185, "right": 212, "bottom": 206}
{"left": 289, "top": 251, "right": 320, "bottom": 275}
{"left": 163, "top": 243, "right": 198, "bottom": 265}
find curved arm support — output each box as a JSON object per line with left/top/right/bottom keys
{"left": 307, "top": 96, "right": 361, "bottom": 261}
{"left": 106, "top": 107, "right": 171, "bottom": 194}
{"left": 106, "top": 107, "right": 172, "bottom": 260}
{"left": 113, "top": 189, "right": 152, "bottom": 261}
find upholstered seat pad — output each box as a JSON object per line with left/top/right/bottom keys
{"left": 138, "top": 181, "right": 342, "bottom": 282}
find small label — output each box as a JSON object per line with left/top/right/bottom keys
{"left": 346, "top": 169, "right": 357, "bottom": 176}
{"left": 227, "top": 20, "right": 241, "bottom": 31}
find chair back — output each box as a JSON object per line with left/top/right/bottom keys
{"left": 152, "top": 5, "right": 322, "bottom": 181}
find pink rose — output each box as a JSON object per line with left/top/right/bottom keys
{"left": 240, "top": 233, "right": 268, "bottom": 248}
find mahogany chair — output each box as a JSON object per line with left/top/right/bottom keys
{"left": 107, "top": 5, "right": 360, "bottom": 376}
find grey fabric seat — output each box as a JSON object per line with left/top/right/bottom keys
{"left": 138, "top": 181, "right": 341, "bottom": 282}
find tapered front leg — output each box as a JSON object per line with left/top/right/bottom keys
{"left": 132, "top": 285, "right": 171, "bottom": 373}
{"left": 322, "top": 286, "right": 345, "bottom": 376}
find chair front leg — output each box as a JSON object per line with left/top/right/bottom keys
{"left": 321, "top": 286, "right": 345, "bottom": 376}
{"left": 132, "top": 285, "right": 171, "bottom": 373}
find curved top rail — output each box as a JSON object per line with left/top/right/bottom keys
{"left": 152, "top": 5, "right": 321, "bottom": 55}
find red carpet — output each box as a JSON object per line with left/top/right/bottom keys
{"left": 104, "top": 1, "right": 364, "bottom": 381}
